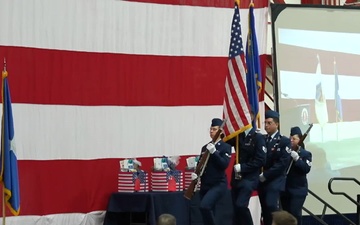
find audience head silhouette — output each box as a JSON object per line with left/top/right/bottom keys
{"left": 272, "top": 210, "right": 297, "bottom": 225}
{"left": 157, "top": 213, "right": 176, "bottom": 225}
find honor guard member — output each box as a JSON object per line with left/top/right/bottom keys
{"left": 226, "top": 107, "right": 266, "bottom": 225}
{"left": 191, "top": 118, "right": 232, "bottom": 225}
{"left": 280, "top": 127, "right": 312, "bottom": 225}
{"left": 258, "top": 110, "right": 291, "bottom": 225}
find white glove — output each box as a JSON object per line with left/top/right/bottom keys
{"left": 191, "top": 172, "right": 198, "bottom": 181}
{"left": 133, "top": 159, "right": 142, "bottom": 167}
{"left": 290, "top": 151, "right": 300, "bottom": 161}
{"left": 259, "top": 173, "right": 266, "bottom": 182}
{"left": 206, "top": 143, "right": 216, "bottom": 154}
{"left": 234, "top": 164, "right": 241, "bottom": 173}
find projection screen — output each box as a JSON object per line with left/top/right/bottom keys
{"left": 271, "top": 4, "right": 360, "bottom": 214}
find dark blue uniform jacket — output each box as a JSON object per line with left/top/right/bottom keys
{"left": 262, "top": 132, "right": 291, "bottom": 191}
{"left": 285, "top": 148, "right": 312, "bottom": 196}
{"left": 200, "top": 140, "right": 232, "bottom": 190}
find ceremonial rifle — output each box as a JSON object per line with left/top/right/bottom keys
{"left": 286, "top": 123, "right": 313, "bottom": 175}
{"left": 184, "top": 120, "right": 226, "bottom": 200}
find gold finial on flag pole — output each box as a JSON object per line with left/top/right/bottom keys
{"left": 249, "top": 0, "right": 254, "bottom": 8}
{"left": 3, "top": 57, "right": 6, "bottom": 71}
{"left": 3, "top": 57, "right": 8, "bottom": 78}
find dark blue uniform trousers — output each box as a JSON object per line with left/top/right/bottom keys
{"left": 231, "top": 179, "right": 255, "bottom": 225}
{"left": 281, "top": 194, "right": 306, "bottom": 225}
{"left": 258, "top": 180, "right": 282, "bottom": 225}
{"left": 199, "top": 182, "right": 227, "bottom": 225}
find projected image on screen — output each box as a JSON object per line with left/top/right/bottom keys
{"left": 272, "top": 5, "right": 360, "bottom": 214}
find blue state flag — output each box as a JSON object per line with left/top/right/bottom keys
{"left": 1, "top": 69, "right": 20, "bottom": 215}
{"left": 246, "top": 3, "right": 262, "bottom": 128}
{"left": 334, "top": 61, "right": 343, "bottom": 122}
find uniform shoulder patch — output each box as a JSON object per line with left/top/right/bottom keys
{"left": 262, "top": 146, "right": 267, "bottom": 153}
{"left": 285, "top": 146, "right": 291, "bottom": 153}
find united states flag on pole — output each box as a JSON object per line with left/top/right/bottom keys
{"left": 223, "top": 0, "right": 252, "bottom": 140}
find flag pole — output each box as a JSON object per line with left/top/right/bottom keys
{"left": 235, "top": 135, "right": 241, "bottom": 179}
{"left": 2, "top": 183, "right": 5, "bottom": 225}
{"left": 235, "top": 135, "right": 239, "bottom": 165}
{"left": 2, "top": 57, "right": 6, "bottom": 225}
{"left": 334, "top": 58, "right": 339, "bottom": 141}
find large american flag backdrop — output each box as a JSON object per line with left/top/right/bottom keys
{"left": 0, "top": 0, "right": 268, "bottom": 224}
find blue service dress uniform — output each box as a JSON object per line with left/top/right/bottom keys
{"left": 199, "top": 140, "right": 232, "bottom": 225}
{"left": 258, "top": 132, "right": 291, "bottom": 225}
{"left": 227, "top": 128, "right": 266, "bottom": 225}
{"left": 281, "top": 148, "right": 312, "bottom": 225}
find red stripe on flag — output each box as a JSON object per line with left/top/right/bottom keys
{"left": 0, "top": 46, "right": 228, "bottom": 106}
{"left": 0, "top": 46, "right": 267, "bottom": 106}
{"left": 125, "top": 0, "right": 269, "bottom": 8}
{"left": 18, "top": 152, "right": 249, "bottom": 216}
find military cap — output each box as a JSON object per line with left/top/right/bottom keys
{"left": 290, "top": 126, "right": 302, "bottom": 136}
{"left": 211, "top": 118, "right": 223, "bottom": 127}
{"left": 265, "top": 110, "right": 279, "bottom": 119}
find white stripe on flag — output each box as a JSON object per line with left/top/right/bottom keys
{"left": 11, "top": 104, "right": 223, "bottom": 160}
{"left": 0, "top": 1, "right": 267, "bottom": 56}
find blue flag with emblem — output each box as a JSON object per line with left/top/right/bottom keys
{"left": 245, "top": 3, "right": 262, "bottom": 128}
{"left": 1, "top": 66, "right": 20, "bottom": 215}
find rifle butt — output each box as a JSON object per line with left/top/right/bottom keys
{"left": 184, "top": 180, "right": 197, "bottom": 200}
